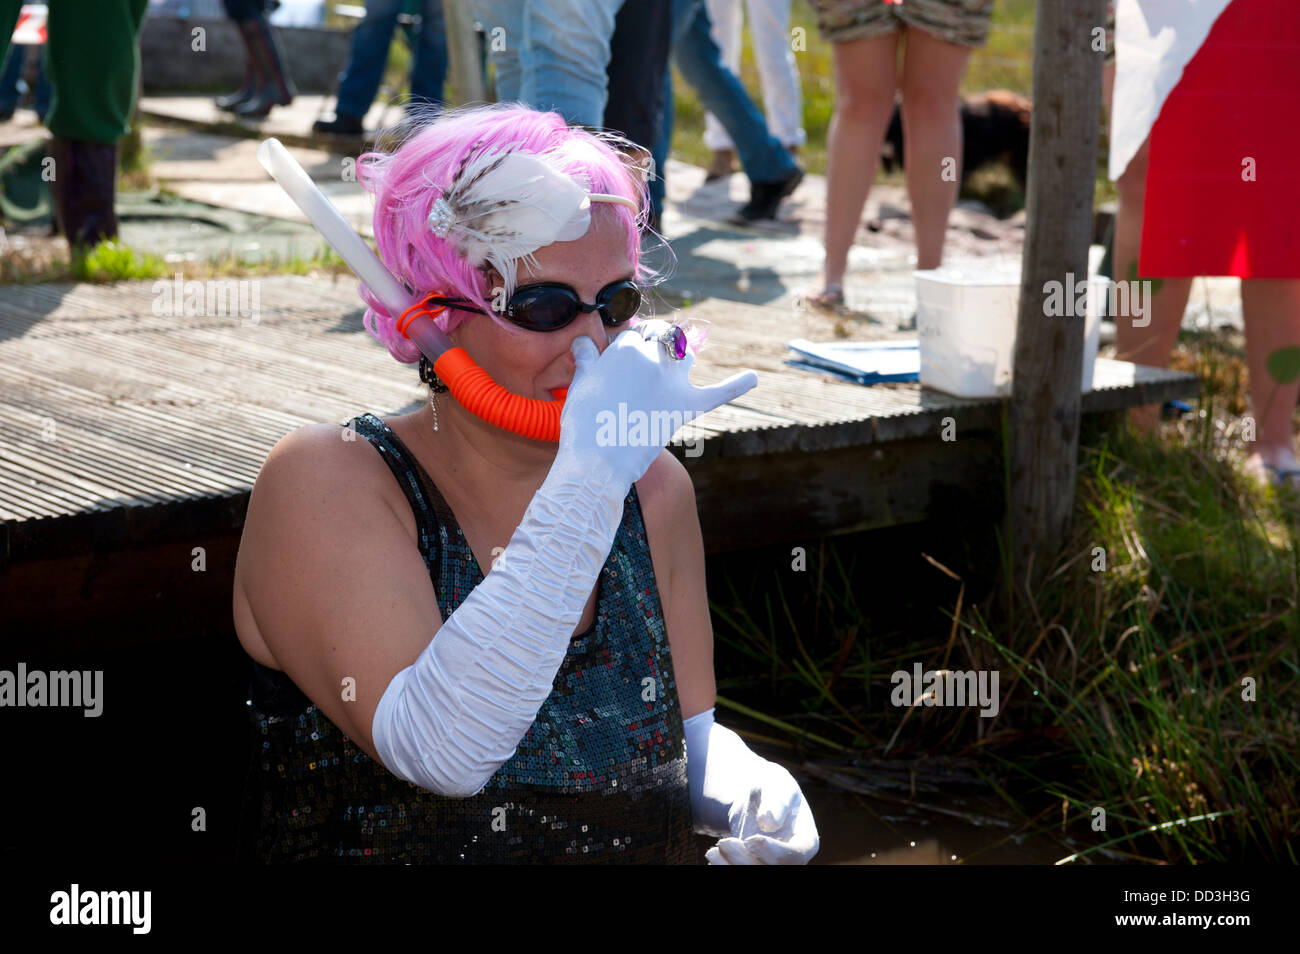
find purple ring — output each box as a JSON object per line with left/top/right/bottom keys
{"left": 659, "top": 324, "right": 688, "bottom": 360}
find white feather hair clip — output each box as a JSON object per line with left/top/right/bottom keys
{"left": 426, "top": 147, "right": 640, "bottom": 302}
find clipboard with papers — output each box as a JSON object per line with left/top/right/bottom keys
{"left": 785, "top": 338, "right": 921, "bottom": 385}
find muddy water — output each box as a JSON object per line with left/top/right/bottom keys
{"left": 720, "top": 717, "right": 1074, "bottom": 864}
{"left": 801, "top": 778, "right": 1069, "bottom": 865}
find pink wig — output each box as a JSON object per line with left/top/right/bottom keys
{"left": 355, "top": 102, "right": 671, "bottom": 365}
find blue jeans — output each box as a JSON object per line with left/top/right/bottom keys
{"left": 651, "top": 0, "right": 798, "bottom": 215}
{"left": 471, "top": 0, "right": 624, "bottom": 128}
{"left": 222, "top": 0, "right": 272, "bottom": 20}
{"left": 336, "top": 0, "right": 447, "bottom": 118}
{"left": 0, "top": 44, "right": 50, "bottom": 118}
{"left": 605, "top": 0, "right": 671, "bottom": 153}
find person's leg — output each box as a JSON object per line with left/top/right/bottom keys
{"left": 896, "top": 26, "right": 970, "bottom": 269}
{"left": 606, "top": 0, "right": 672, "bottom": 150}
{"left": 44, "top": 0, "right": 148, "bottom": 246}
{"left": 470, "top": 0, "right": 522, "bottom": 102}
{"left": 746, "top": 0, "right": 805, "bottom": 148}
{"left": 648, "top": 66, "right": 672, "bottom": 224}
{"left": 216, "top": 0, "right": 265, "bottom": 110}
{"left": 605, "top": 0, "right": 671, "bottom": 231}
{"left": 815, "top": 32, "right": 898, "bottom": 296}
{"left": 334, "top": 0, "right": 403, "bottom": 119}
{"left": 32, "top": 46, "right": 51, "bottom": 120}
{"left": 407, "top": 0, "right": 449, "bottom": 110}
{"left": 702, "top": 0, "right": 739, "bottom": 157}
{"left": 1241, "top": 280, "right": 1300, "bottom": 474}
{"left": 0, "top": 43, "right": 24, "bottom": 116}
{"left": 1102, "top": 61, "right": 1194, "bottom": 434}
{"left": 519, "top": 0, "right": 623, "bottom": 126}
{"left": 233, "top": 0, "right": 297, "bottom": 117}
{"left": 672, "top": 0, "right": 797, "bottom": 184}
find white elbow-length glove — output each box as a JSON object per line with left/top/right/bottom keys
{"left": 685, "top": 707, "right": 820, "bottom": 864}
{"left": 371, "top": 323, "right": 758, "bottom": 797}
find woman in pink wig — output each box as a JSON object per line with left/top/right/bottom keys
{"left": 232, "top": 103, "right": 819, "bottom": 864}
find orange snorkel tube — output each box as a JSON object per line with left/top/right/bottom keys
{"left": 256, "top": 137, "right": 567, "bottom": 442}
{"left": 395, "top": 296, "right": 566, "bottom": 443}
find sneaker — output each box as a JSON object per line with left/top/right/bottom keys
{"left": 313, "top": 113, "right": 365, "bottom": 136}
{"left": 733, "top": 165, "right": 804, "bottom": 222}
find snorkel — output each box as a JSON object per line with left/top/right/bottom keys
{"left": 255, "top": 136, "right": 636, "bottom": 443}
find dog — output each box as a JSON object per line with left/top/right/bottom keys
{"left": 880, "top": 89, "right": 1032, "bottom": 190}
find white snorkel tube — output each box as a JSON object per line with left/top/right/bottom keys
{"left": 255, "top": 137, "right": 456, "bottom": 362}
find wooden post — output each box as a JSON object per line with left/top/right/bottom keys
{"left": 442, "top": 0, "right": 486, "bottom": 105}
{"left": 1008, "top": 1, "right": 1107, "bottom": 599}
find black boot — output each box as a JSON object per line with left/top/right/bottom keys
{"left": 312, "top": 113, "right": 364, "bottom": 136}
{"left": 49, "top": 137, "right": 119, "bottom": 248}
{"left": 215, "top": 19, "right": 265, "bottom": 111}
{"left": 234, "top": 15, "right": 296, "bottom": 119}
{"left": 732, "top": 165, "right": 805, "bottom": 223}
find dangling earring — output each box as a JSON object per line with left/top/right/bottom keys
{"left": 419, "top": 355, "right": 449, "bottom": 432}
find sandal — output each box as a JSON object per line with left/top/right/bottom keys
{"left": 804, "top": 283, "right": 845, "bottom": 312}
{"left": 1244, "top": 456, "right": 1300, "bottom": 491}
{"left": 1265, "top": 464, "right": 1300, "bottom": 491}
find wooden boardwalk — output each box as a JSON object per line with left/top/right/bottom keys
{"left": 0, "top": 276, "right": 1196, "bottom": 625}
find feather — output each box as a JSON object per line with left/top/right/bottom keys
{"left": 429, "top": 149, "right": 593, "bottom": 302}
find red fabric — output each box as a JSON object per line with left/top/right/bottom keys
{"left": 1141, "top": 0, "right": 1300, "bottom": 278}
{"left": 12, "top": 7, "right": 48, "bottom": 45}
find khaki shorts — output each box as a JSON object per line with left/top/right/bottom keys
{"left": 808, "top": 0, "right": 996, "bottom": 48}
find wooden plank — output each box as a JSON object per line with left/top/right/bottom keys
{"left": 0, "top": 278, "right": 1200, "bottom": 564}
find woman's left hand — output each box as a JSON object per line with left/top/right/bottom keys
{"left": 705, "top": 762, "right": 820, "bottom": 865}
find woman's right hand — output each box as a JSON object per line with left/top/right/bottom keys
{"left": 558, "top": 325, "right": 757, "bottom": 486}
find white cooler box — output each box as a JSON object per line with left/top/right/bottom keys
{"left": 915, "top": 262, "right": 1104, "bottom": 399}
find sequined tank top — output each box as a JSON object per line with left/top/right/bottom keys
{"left": 239, "top": 412, "right": 701, "bottom": 864}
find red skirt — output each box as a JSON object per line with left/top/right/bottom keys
{"left": 1141, "top": 0, "right": 1300, "bottom": 278}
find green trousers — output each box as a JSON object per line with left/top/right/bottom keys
{"left": 0, "top": 0, "right": 148, "bottom": 143}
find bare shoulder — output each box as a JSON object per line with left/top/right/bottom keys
{"left": 264, "top": 421, "right": 387, "bottom": 485}
{"left": 234, "top": 419, "right": 418, "bottom": 604}
{"left": 232, "top": 418, "right": 445, "bottom": 762}
{"left": 233, "top": 422, "right": 391, "bottom": 664}
{"left": 253, "top": 421, "right": 409, "bottom": 525}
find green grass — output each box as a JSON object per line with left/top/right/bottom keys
{"left": 1, "top": 237, "right": 350, "bottom": 285}
{"left": 708, "top": 325, "right": 1300, "bottom": 863}
{"left": 70, "top": 240, "right": 169, "bottom": 282}
{"left": 991, "top": 427, "right": 1299, "bottom": 863}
